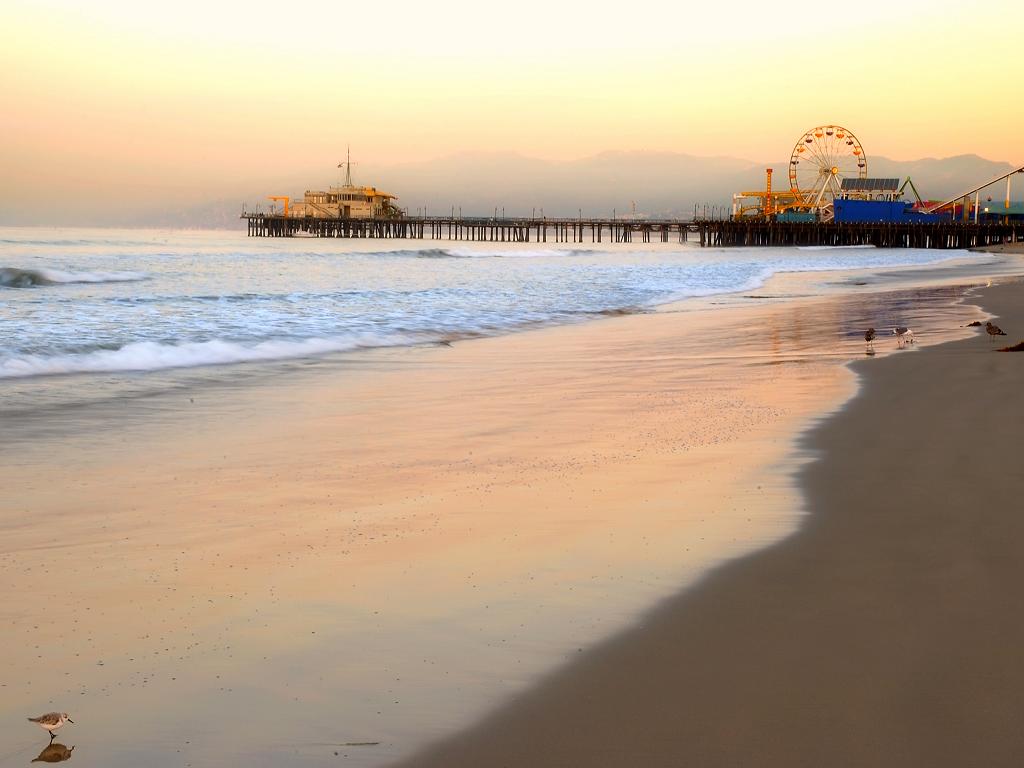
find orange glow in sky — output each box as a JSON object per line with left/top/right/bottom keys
{"left": 2, "top": 0, "right": 1021, "bottom": 221}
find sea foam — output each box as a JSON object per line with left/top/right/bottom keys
{"left": 0, "top": 266, "right": 148, "bottom": 287}
{"left": 0, "top": 335, "right": 421, "bottom": 379}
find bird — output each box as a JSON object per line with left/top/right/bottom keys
{"left": 27, "top": 713, "right": 73, "bottom": 739}
{"left": 892, "top": 326, "right": 915, "bottom": 345}
{"left": 864, "top": 327, "right": 876, "bottom": 346}
{"left": 986, "top": 321, "right": 1007, "bottom": 341}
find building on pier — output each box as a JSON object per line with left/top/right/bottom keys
{"left": 831, "top": 178, "right": 947, "bottom": 223}
{"left": 979, "top": 201, "right": 1024, "bottom": 222}
{"left": 837, "top": 177, "right": 901, "bottom": 201}
{"left": 276, "top": 152, "right": 401, "bottom": 220}
{"left": 291, "top": 184, "right": 399, "bottom": 219}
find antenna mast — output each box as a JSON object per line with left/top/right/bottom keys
{"left": 337, "top": 145, "right": 354, "bottom": 188}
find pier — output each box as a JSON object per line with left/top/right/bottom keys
{"left": 695, "top": 219, "right": 1020, "bottom": 249}
{"left": 244, "top": 215, "right": 694, "bottom": 243}
{"left": 243, "top": 213, "right": 1021, "bottom": 250}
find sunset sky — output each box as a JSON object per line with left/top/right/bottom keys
{"left": 2, "top": 0, "right": 1021, "bottom": 222}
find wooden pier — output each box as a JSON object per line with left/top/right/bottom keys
{"left": 244, "top": 214, "right": 693, "bottom": 243}
{"left": 696, "top": 219, "right": 1020, "bottom": 249}
{"left": 242, "top": 214, "right": 1021, "bottom": 250}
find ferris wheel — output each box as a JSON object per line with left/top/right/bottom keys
{"left": 789, "top": 125, "right": 867, "bottom": 211}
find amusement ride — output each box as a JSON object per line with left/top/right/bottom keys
{"left": 733, "top": 124, "right": 869, "bottom": 221}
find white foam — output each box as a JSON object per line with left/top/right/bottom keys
{"left": 0, "top": 266, "right": 148, "bottom": 286}
{"left": 37, "top": 267, "right": 148, "bottom": 284}
{"left": 797, "top": 245, "right": 877, "bottom": 251}
{"left": 0, "top": 334, "right": 419, "bottom": 379}
{"left": 441, "top": 247, "right": 576, "bottom": 259}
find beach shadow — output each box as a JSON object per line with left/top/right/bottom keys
{"left": 31, "top": 743, "right": 74, "bottom": 763}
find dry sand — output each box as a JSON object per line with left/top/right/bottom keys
{"left": 392, "top": 280, "right": 1024, "bottom": 767}
{"left": 974, "top": 241, "right": 1024, "bottom": 254}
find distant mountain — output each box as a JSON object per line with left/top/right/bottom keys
{"left": 368, "top": 150, "right": 776, "bottom": 219}
{"left": 134, "top": 151, "right": 1019, "bottom": 229}
{"left": 865, "top": 155, "right": 1016, "bottom": 201}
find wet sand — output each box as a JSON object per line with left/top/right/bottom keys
{"left": 393, "top": 280, "right": 1024, "bottom": 768}
{"left": 0, "top": 266, "right": 1000, "bottom": 766}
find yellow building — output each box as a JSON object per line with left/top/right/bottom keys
{"left": 293, "top": 185, "right": 399, "bottom": 219}
{"left": 288, "top": 155, "right": 399, "bottom": 219}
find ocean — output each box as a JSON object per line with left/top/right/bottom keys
{"left": 0, "top": 226, "right": 977, "bottom": 386}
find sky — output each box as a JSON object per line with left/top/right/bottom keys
{"left": 2, "top": 0, "right": 1022, "bottom": 223}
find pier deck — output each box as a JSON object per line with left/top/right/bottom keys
{"left": 242, "top": 214, "right": 1020, "bottom": 250}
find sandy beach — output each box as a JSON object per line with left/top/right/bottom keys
{"left": 393, "top": 278, "right": 1024, "bottom": 767}
{"left": 1, "top": 255, "right": 1019, "bottom": 766}
{"left": 975, "top": 241, "right": 1024, "bottom": 254}
{"left": 5, "top": 0, "right": 1022, "bottom": 762}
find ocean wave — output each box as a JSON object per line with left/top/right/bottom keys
{"left": 0, "top": 334, "right": 429, "bottom": 379}
{"left": 440, "top": 247, "right": 577, "bottom": 259}
{"left": 365, "top": 247, "right": 580, "bottom": 259}
{"left": 0, "top": 304, "right": 656, "bottom": 379}
{"left": 0, "top": 267, "right": 148, "bottom": 288}
{"left": 796, "top": 245, "right": 878, "bottom": 251}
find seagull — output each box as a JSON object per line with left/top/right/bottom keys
{"left": 864, "top": 327, "right": 876, "bottom": 345}
{"left": 986, "top": 321, "right": 1007, "bottom": 341}
{"left": 27, "top": 713, "right": 73, "bottom": 739}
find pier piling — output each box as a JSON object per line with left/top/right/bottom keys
{"left": 240, "top": 214, "right": 1019, "bottom": 250}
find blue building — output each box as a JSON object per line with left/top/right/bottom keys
{"left": 832, "top": 178, "right": 947, "bottom": 223}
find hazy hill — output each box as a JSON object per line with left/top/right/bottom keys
{"left": 138, "top": 151, "right": 1017, "bottom": 229}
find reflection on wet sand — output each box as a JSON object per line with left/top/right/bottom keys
{"left": 31, "top": 743, "right": 74, "bottom": 763}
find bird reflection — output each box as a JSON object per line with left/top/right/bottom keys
{"left": 32, "top": 743, "right": 74, "bottom": 763}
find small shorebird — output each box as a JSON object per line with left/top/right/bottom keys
{"left": 27, "top": 713, "right": 73, "bottom": 738}
{"left": 986, "top": 321, "right": 1007, "bottom": 341}
{"left": 864, "top": 328, "right": 876, "bottom": 354}
{"left": 892, "top": 326, "right": 914, "bottom": 345}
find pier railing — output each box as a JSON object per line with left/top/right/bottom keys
{"left": 242, "top": 214, "right": 1021, "bottom": 250}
